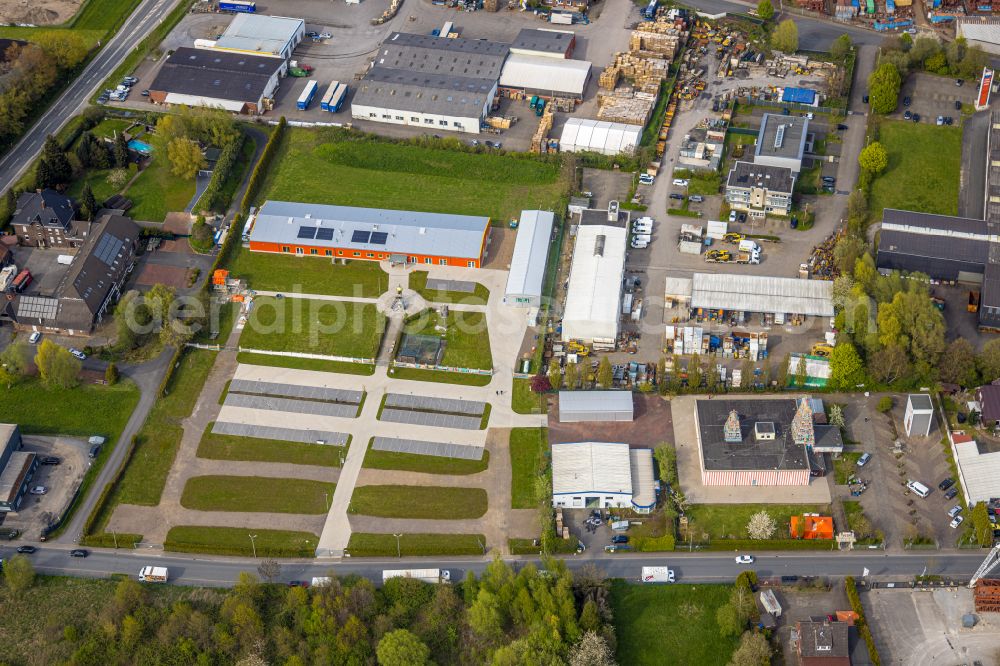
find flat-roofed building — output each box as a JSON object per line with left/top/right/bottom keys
{"left": 211, "top": 13, "right": 305, "bottom": 59}
{"left": 558, "top": 390, "right": 634, "bottom": 422}
{"left": 562, "top": 221, "right": 627, "bottom": 342}
{"left": 504, "top": 210, "right": 554, "bottom": 308}
{"left": 754, "top": 113, "right": 808, "bottom": 174}
{"left": 510, "top": 28, "right": 576, "bottom": 58}
{"left": 148, "top": 47, "right": 284, "bottom": 114}
{"left": 725, "top": 161, "right": 795, "bottom": 219}
{"left": 0, "top": 424, "right": 37, "bottom": 513}
{"left": 551, "top": 441, "right": 656, "bottom": 513}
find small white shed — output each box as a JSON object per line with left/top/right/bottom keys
{"left": 558, "top": 391, "right": 634, "bottom": 422}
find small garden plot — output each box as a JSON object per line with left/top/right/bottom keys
{"left": 399, "top": 309, "right": 492, "bottom": 371}
{"left": 240, "top": 296, "right": 385, "bottom": 359}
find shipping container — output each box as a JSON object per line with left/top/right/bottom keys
{"left": 219, "top": 0, "right": 256, "bottom": 12}
{"left": 11, "top": 268, "right": 31, "bottom": 293}
{"left": 297, "top": 80, "right": 318, "bottom": 110}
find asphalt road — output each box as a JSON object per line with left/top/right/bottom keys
{"left": 7, "top": 545, "right": 987, "bottom": 587}
{"left": 0, "top": 0, "right": 182, "bottom": 194}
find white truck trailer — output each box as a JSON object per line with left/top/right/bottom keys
{"left": 640, "top": 566, "right": 676, "bottom": 583}
{"left": 382, "top": 568, "right": 451, "bottom": 584}
{"left": 138, "top": 566, "right": 168, "bottom": 583}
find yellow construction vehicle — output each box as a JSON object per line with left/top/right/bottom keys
{"left": 723, "top": 232, "right": 745, "bottom": 244}
{"left": 811, "top": 343, "right": 834, "bottom": 358}
{"left": 567, "top": 340, "right": 591, "bottom": 356}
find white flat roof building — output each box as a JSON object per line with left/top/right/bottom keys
{"left": 558, "top": 390, "right": 634, "bottom": 422}
{"left": 953, "top": 434, "right": 1000, "bottom": 505}
{"left": 559, "top": 118, "right": 642, "bottom": 156}
{"left": 551, "top": 442, "right": 656, "bottom": 513}
{"left": 958, "top": 18, "right": 1000, "bottom": 56}
{"left": 690, "top": 273, "right": 834, "bottom": 317}
{"left": 214, "top": 14, "right": 305, "bottom": 60}
{"left": 562, "top": 224, "right": 627, "bottom": 342}
{"left": 499, "top": 53, "right": 592, "bottom": 99}
{"left": 505, "top": 210, "right": 554, "bottom": 308}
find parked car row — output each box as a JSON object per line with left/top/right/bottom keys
{"left": 99, "top": 77, "right": 147, "bottom": 104}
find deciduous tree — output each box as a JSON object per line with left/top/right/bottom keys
{"left": 867, "top": 61, "right": 902, "bottom": 114}
{"left": 376, "top": 629, "right": 430, "bottom": 666}
{"left": 2, "top": 554, "right": 35, "bottom": 595}
{"left": 34, "top": 339, "right": 80, "bottom": 389}
{"left": 596, "top": 357, "right": 613, "bottom": 389}
{"left": 746, "top": 510, "right": 776, "bottom": 540}
{"left": 830, "top": 341, "right": 865, "bottom": 390}
{"left": 858, "top": 141, "right": 888, "bottom": 174}
{"left": 167, "top": 137, "right": 206, "bottom": 180}
{"left": 940, "top": 338, "right": 978, "bottom": 387}
{"left": 728, "top": 631, "right": 771, "bottom": 666}
{"left": 564, "top": 361, "right": 578, "bottom": 390}
{"left": 530, "top": 372, "right": 551, "bottom": 393}
{"left": 756, "top": 0, "right": 774, "bottom": 20}
{"left": 831, "top": 34, "right": 852, "bottom": 61}
{"left": 548, "top": 359, "right": 562, "bottom": 390}
{"left": 771, "top": 19, "right": 798, "bottom": 53}
{"left": 978, "top": 338, "right": 1000, "bottom": 382}
{"left": 568, "top": 631, "right": 615, "bottom": 666}
{"left": 687, "top": 354, "right": 702, "bottom": 390}
{"left": 105, "top": 362, "right": 119, "bottom": 386}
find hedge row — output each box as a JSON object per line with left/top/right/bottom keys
{"left": 845, "top": 576, "right": 882, "bottom": 665}
{"left": 632, "top": 534, "right": 677, "bottom": 552}
{"left": 195, "top": 133, "right": 245, "bottom": 213}
{"left": 700, "top": 538, "right": 837, "bottom": 551}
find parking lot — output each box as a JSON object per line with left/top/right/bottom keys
{"left": 10, "top": 246, "right": 73, "bottom": 298}
{"left": 893, "top": 72, "right": 976, "bottom": 129}
{"left": 2, "top": 436, "right": 91, "bottom": 541}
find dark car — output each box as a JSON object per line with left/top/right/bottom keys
{"left": 40, "top": 456, "right": 61, "bottom": 465}
{"left": 790, "top": 217, "right": 799, "bottom": 229}
{"left": 69, "top": 549, "right": 89, "bottom": 558}
{"left": 16, "top": 545, "right": 36, "bottom": 554}
{"left": 938, "top": 477, "right": 955, "bottom": 491}
{"left": 88, "top": 444, "right": 101, "bottom": 459}
{"left": 903, "top": 110, "right": 912, "bottom": 120}
{"left": 611, "top": 535, "right": 629, "bottom": 544}
{"left": 956, "top": 78, "right": 964, "bottom": 86}
{"left": 912, "top": 113, "right": 921, "bottom": 122}
{"left": 737, "top": 213, "right": 747, "bottom": 223}
{"left": 955, "top": 99, "right": 963, "bottom": 110}
{"left": 669, "top": 193, "right": 685, "bottom": 200}
{"left": 822, "top": 176, "right": 836, "bottom": 184}
{"left": 288, "top": 580, "right": 310, "bottom": 588}
{"left": 823, "top": 185, "right": 836, "bottom": 193}
{"left": 945, "top": 116, "right": 954, "bottom": 125}
{"left": 837, "top": 123, "right": 849, "bottom": 131}
{"left": 781, "top": 575, "right": 800, "bottom": 584}
{"left": 903, "top": 96, "right": 912, "bottom": 106}
{"left": 782, "top": 107, "right": 791, "bottom": 115}
{"left": 944, "top": 486, "right": 959, "bottom": 500}
{"left": 863, "top": 94, "right": 869, "bottom": 104}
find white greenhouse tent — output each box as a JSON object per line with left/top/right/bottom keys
{"left": 505, "top": 210, "right": 555, "bottom": 308}
{"left": 559, "top": 118, "right": 642, "bottom": 156}
{"left": 499, "top": 53, "right": 592, "bottom": 99}
{"left": 562, "top": 224, "right": 626, "bottom": 342}
{"left": 558, "top": 391, "right": 634, "bottom": 422}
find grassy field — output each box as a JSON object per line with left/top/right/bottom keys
{"left": 0, "top": 376, "right": 138, "bottom": 437}
{"left": 259, "top": 128, "right": 567, "bottom": 223}
{"left": 236, "top": 351, "right": 375, "bottom": 375}
{"left": 197, "top": 423, "right": 346, "bottom": 467}
{"left": 361, "top": 437, "right": 488, "bottom": 475}
{"left": 240, "top": 296, "right": 385, "bottom": 359}
{"left": 165, "top": 526, "right": 319, "bottom": 557}
{"left": 611, "top": 581, "right": 740, "bottom": 666}
{"left": 98, "top": 350, "right": 217, "bottom": 512}
{"left": 402, "top": 309, "right": 492, "bottom": 370}
{"left": 226, "top": 247, "right": 389, "bottom": 297}
{"left": 685, "top": 503, "right": 830, "bottom": 540}
{"left": 409, "top": 270, "right": 489, "bottom": 305}
{"left": 388, "top": 366, "right": 492, "bottom": 386}
{"left": 347, "top": 532, "right": 487, "bottom": 557}
{"left": 834, "top": 451, "right": 864, "bottom": 484}
{"left": 125, "top": 132, "right": 196, "bottom": 222}
{"left": 181, "top": 476, "right": 336, "bottom": 514}
{"left": 870, "top": 120, "right": 962, "bottom": 218}
{"left": 510, "top": 428, "right": 547, "bottom": 509}
{"left": 349, "top": 485, "right": 488, "bottom": 519}
{"left": 512, "top": 378, "right": 546, "bottom": 414}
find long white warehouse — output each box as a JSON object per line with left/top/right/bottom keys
{"left": 562, "top": 223, "right": 627, "bottom": 342}
{"left": 559, "top": 118, "right": 642, "bottom": 156}
{"left": 690, "top": 273, "right": 834, "bottom": 317}
{"left": 551, "top": 441, "right": 656, "bottom": 513}
{"left": 505, "top": 210, "right": 555, "bottom": 308}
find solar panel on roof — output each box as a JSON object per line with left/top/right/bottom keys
{"left": 316, "top": 227, "right": 334, "bottom": 241}
{"left": 297, "top": 226, "right": 317, "bottom": 239}
{"left": 94, "top": 234, "right": 124, "bottom": 267}
{"left": 370, "top": 231, "right": 388, "bottom": 245}
{"left": 351, "top": 230, "right": 371, "bottom": 243}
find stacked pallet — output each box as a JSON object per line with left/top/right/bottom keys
{"left": 597, "top": 93, "right": 654, "bottom": 125}
{"left": 531, "top": 108, "right": 554, "bottom": 153}
{"left": 486, "top": 116, "right": 515, "bottom": 129}
{"left": 629, "top": 28, "right": 682, "bottom": 58}
{"left": 974, "top": 579, "right": 1000, "bottom": 613}
{"left": 599, "top": 66, "right": 620, "bottom": 90}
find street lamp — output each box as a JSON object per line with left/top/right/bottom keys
{"left": 324, "top": 492, "right": 329, "bottom": 512}
{"left": 393, "top": 533, "right": 403, "bottom": 558}
{"left": 249, "top": 533, "right": 258, "bottom": 559}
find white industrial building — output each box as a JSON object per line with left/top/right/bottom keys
{"left": 499, "top": 53, "right": 591, "bottom": 99}
{"left": 207, "top": 14, "right": 305, "bottom": 60}
{"left": 958, "top": 18, "right": 1000, "bottom": 56}
{"left": 551, "top": 442, "right": 656, "bottom": 513}
{"left": 558, "top": 391, "right": 634, "bottom": 422}
{"left": 952, "top": 433, "right": 1000, "bottom": 505}
{"left": 505, "top": 210, "right": 554, "bottom": 308}
{"left": 559, "top": 118, "right": 642, "bottom": 156}
{"left": 562, "top": 222, "right": 627, "bottom": 342}
{"left": 904, "top": 394, "right": 935, "bottom": 437}
{"left": 754, "top": 113, "right": 808, "bottom": 174}
{"left": 352, "top": 32, "right": 508, "bottom": 134}
{"left": 688, "top": 273, "right": 834, "bottom": 317}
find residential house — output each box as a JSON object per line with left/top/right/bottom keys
{"left": 793, "top": 619, "right": 851, "bottom": 665}
{"left": 11, "top": 189, "right": 81, "bottom": 249}
{"left": 976, "top": 383, "right": 1000, "bottom": 427}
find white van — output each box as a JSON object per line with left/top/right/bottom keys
{"left": 632, "top": 222, "right": 652, "bottom": 234}
{"left": 907, "top": 480, "right": 931, "bottom": 498}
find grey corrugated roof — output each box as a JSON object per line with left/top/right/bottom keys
{"left": 755, "top": 113, "right": 807, "bottom": 161}
{"left": 691, "top": 273, "right": 833, "bottom": 316}
{"left": 511, "top": 28, "right": 574, "bottom": 55}
{"left": 505, "top": 210, "right": 554, "bottom": 300}
{"left": 877, "top": 228, "right": 989, "bottom": 264}
{"left": 250, "top": 201, "right": 489, "bottom": 260}
{"left": 726, "top": 161, "right": 794, "bottom": 193}
{"left": 375, "top": 32, "right": 508, "bottom": 78}
{"left": 882, "top": 208, "right": 988, "bottom": 236}
{"left": 353, "top": 66, "right": 494, "bottom": 116}
{"left": 150, "top": 47, "right": 282, "bottom": 103}
{"left": 559, "top": 390, "right": 634, "bottom": 415}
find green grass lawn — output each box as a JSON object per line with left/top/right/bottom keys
{"left": 870, "top": 120, "right": 962, "bottom": 218}
{"left": 361, "top": 437, "right": 488, "bottom": 475}
{"left": 349, "top": 485, "right": 488, "bottom": 519}
{"left": 236, "top": 351, "right": 375, "bottom": 375}
{"left": 90, "top": 350, "right": 216, "bottom": 535}
{"left": 181, "top": 476, "right": 336, "bottom": 514}
{"left": 684, "top": 503, "right": 830, "bottom": 540}
{"left": 259, "top": 127, "right": 567, "bottom": 223}
{"left": 402, "top": 309, "right": 492, "bottom": 370}
{"left": 226, "top": 247, "right": 389, "bottom": 297}
{"left": 387, "top": 366, "right": 492, "bottom": 386}
{"left": 240, "top": 296, "right": 385, "bottom": 358}
{"left": 0, "top": 376, "right": 138, "bottom": 437}
{"left": 123, "top": 132, "right": 196, "bottom": 222}
{"left": 197, "top": 423, "right": 346, "bottom": 467}
{"left": 409, "top": 270, "right": 489, "bottom": 305}
{"left": 165, "top": 526, "right": 318, "bottom": 557}
{"left": 512, "top": 377, "right": 546, "bottom": 414}
{"left": 834, "top": 452, "right": 864, "bottom": 484}
{"left": 510, "top": 428, "right": 547, "bottom": 509}
{"left": 610, "top": 581, "right": 740, "bottom": 666}
{"left": 347, "top": 533, "right": 487, "bottom": 557}
{"left": 66, "top": 166, "right": 128, "bottom": 204}
{"left": 89, "top": 118, "right": 132, "bottom": 140}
